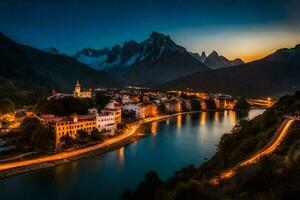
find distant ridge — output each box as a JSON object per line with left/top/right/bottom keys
{"left": 0, "top": 32, "right": 122, "bottom": 104}
{"left": 159, "top": 44, "right": 300, "bottom": 98}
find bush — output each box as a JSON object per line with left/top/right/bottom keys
{"left": 18, "top": 117, "right": 54, "bottom": 151}
{"left": 90, "top": 129, "right": 103, "bottom": 141}
{"left": 36, "top": 96, "right": 94, "bottom": 116}
{"left": 76, "top": 130, "right": 90, "bottom": 143}
{"left": 0, "top": 98, "right": 15, "bottom": 114}
{"left": 205, "top": 99, "right": 217, "bottom": 109}
{"left": 60, "top": 135, "right": 75, "bottom": 148}
{"left": 235, "top": 98, "right": 251, "bottom": 109}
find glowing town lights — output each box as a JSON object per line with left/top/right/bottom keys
{"left": 177, "top": 115, "right": 182, "bottom": 128}
{"left": 201, "top": 112, "right": 207, "bottom": 126}
{"left": 119, "top": 147, "right": 125, "bottom": 164}
{"left": 151, "top": 122, "right": 158, "bottom": 135}
{"left": 214, "top": 112, "right": 219, "bottom": 122}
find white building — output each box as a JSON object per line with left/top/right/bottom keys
{"left": 89, "top": 108, "right": 117, "bottom": 136}
{"left": 122, "top": 104, "right": 146, "bottom": 119}
{"left": 96, "top": 114, "right": 117, "bottom": 136}
{"left": 102, "top": 102, "right": 122, "bottom": 124}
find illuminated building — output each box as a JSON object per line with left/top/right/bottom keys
{"left": 165, "top": 101, "right": 182, "bottom": 113}
{"left": 73, "top": 80, "right": 92, "bottom": 98}
{"left": 183, "top": 99, "right": 192, "bottom": 111}
{"left": 89, "top": 108, "right": 117, "bottom": 135}
{"left": 122, "top": 104, "right": 145, "bottom": 119}
{"left": 102, "top": 102, "right": 122, "bottom": 124}
{"left": 40, "top": 114, "right": 63, "bottom": 125}
{"left": 201, "top": 100, "right": 207, "bottom": 110}
{"left": 96, "top": 113, "right": 117, "bottom": 135}
{"left": 122, "top": 103, "right": 157, "bottom": 119}
{"left": 144, "top": 104, "right": 158, "bottom": 117}
{"left": 54, "top": 114, "right": 96, "bottom": 148}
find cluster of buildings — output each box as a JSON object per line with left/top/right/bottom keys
{"left": 41, "top": 81, "right": 240, "bottom": 149}
{"left": 122, "top": 103, "right": 158, "bottom": 119}
{"left": 40, "top": 102, "right": 122, "bottom": 149}
{"left": 47, "top": 80, "right": 92, "bottom": 100}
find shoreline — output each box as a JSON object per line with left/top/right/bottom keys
{"left": 0, "top": 112, "right": 192, "bottom": 179}
{"left": 0, "top": 109, "right": 253, "bottom": 180}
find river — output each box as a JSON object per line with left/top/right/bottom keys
{"left": 0, "top": 109, "right": 264, "bottom": 199}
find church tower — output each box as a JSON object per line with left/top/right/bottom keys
{"left": 74, "top": 80, "right": 81, "bottom": 97}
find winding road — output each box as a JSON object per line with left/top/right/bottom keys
{"left": 210, "top": 116, "right": 298, "bottom": 185}
{"left": 0, "top": 115, "right": 168, "bottom": 172}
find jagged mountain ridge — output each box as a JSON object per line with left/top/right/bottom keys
{"left": 123, "top": 32, "right": 211, "bottom": 86}
{"left": 202, "top": 51, "right": 245, "bottom": 69}
{"left": 73, "top": 32, "right": 244, "bottom": 76}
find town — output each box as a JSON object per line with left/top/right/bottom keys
{"left": 0, "top": 81, "right": 272, "bottom": 157}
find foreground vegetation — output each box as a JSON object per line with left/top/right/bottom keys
{"left": 124, "top": 91, "right": 300, "bottom": 200}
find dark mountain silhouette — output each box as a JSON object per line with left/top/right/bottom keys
{"left": 203, "top": 51, "right": 245, "bottom": 69}
{"left": 159, "top": 57, "right": 300, "bottom": 98}
{"left": 0, "top": 32, "right": 121, "bottom": 104}
{"left": 123, "top": 32, "right": 211, "bottom": 86}
{"left": 74, "top": 32, "right": 211, "bottom": 83}
{"left": 264, "top": 44, "right": 300, "bottom": 64}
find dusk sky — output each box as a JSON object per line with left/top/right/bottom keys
{"left": 1, "top": 0, "right": 300, "bottom": 62}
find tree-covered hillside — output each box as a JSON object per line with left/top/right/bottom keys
{"left": 125, "top": 91, "right": 300, "bottom": 200}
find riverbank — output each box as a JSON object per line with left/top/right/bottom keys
{"left": 0, "top": 109, "right": 254, "bottom": 179}
{"left": 0, "top": 112, "right": 196, "bottom": 179}
{"left": 126, "top": 92, "right": 300, "bottom": 200}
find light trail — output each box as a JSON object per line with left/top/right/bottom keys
{"left": 247, "top": 99, "right": 273, "bottom": 108}
{"left": 0, "top": 115, "right": 170, "bottom": 172}
{"left": 210, "top": 118, "right": 296, "bottom": 185}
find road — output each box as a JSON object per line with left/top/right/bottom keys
{"left": 0, "top": 115, "right": 168, "bottom": 172}
{"left": 210, "top": 117, "right": 297, "bottom": 185}
{"left": 247, "top": 99, "right": 273, "bottom": 108}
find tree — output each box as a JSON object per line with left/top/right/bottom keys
{"left": 95, "top": 93, "right": 110, "bottom": 109}
{"left": 158, "top": 103, "right": 167, "bottom": 114}
{"left": 18, "top": 117, "right": 54, "bottom": 151}
{"left": 190, "top": 98, "right": 201, "bottom": 111}
{"left": 90, "top": 129, "right": 103, "bottom": 141}
{"left": 30, "top": 126, "right": 54, "bottom": 151}
{"left": 132, "top": 171, "right": 162, "bottom": 200}
{"left": 60, "top": 135, "right": 75, "bottom": 148}
{"left": 0, "top": 98, "right": 15, "bottom": 114}
{"left": 205, "top": 99, "right": 217, "bottom": 110}
{"left": 235, "top": 98, "right": 251, "bottom": 109}
{"left": 35, "top": 96, "right": 94, "bottom": 116}
{"left": 76, "top": 130, "right": 90, "bottom": 143}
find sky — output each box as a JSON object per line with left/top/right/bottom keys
{"left": 0, "top": 0, "right": 300, "bottom": 62}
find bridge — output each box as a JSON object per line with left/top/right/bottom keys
{"left": 210, "top": 115, "right": 299, "bottom": 185}
{"left": 247, "top": 98, "right": 273, "bottom": 108}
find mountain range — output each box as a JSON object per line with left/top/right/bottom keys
{"left": 0, "top": 32, "right": 121, "bottom": 105}
{"left": 159, "top": 44, "right": 300, "bottom": 98}
{"left": 0, "top": 31, "right": 299, "bottom": 103}
{"left": 73, "top": 32, "right": 244, "bottom": 85}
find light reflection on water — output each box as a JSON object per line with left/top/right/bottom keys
{"left": 0, "top": 109, "right": 265, "bottom": 200}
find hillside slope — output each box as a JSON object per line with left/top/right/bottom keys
{"left": 159, "top": 60, "right": 300, "bottom": 98}
{"left": 0, "top": 33, "right": 121, "bottom": 104}
{"left": 127, "top": 91, "right": 300, "bottom": 200}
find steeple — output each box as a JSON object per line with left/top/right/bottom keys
{"left": 74, "top": 80, "right": 81, "bottom": 97}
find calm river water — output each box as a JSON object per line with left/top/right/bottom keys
{"left": 0, "top": 110, "right": 264, "bottom": 199}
